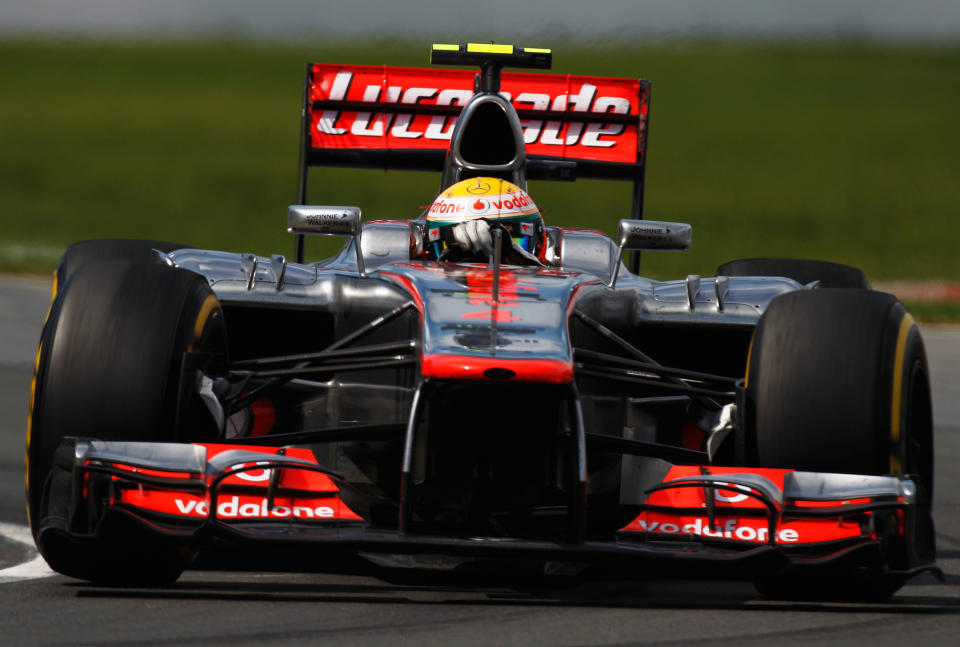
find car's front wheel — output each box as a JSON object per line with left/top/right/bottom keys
{"left": 28, "top": 260, "right": 226, "bottom": 584}
{"left": 743, "top": 288, "right": 934, "bottom": 600}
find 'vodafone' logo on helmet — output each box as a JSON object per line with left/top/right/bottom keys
{"left": 492, "top": 192, "right": 531, "bottom": 211}
{"left": 428, "top": 199, "right": 464, "bottom": 215}
{"left": 427, "top": 182, "right": 538, "bottom": 221}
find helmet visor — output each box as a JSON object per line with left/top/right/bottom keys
{"left": 427, "top": 218, "right": 541, "bottom": 261}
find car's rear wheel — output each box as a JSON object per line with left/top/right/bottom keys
{"left": 717, "top": 257, "right": 869, "bottom": 289}
{"left": 27, "top": 261, "right": 226, "bottom": 584}
{"left": 743, "top": 288, "right": 933, "bottom": 599}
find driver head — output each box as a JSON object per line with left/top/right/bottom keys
{"left": 424, "top": 177, "right": 545, "bottom": 261}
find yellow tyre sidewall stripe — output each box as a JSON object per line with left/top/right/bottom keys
{"left": 189, "top": 294, "right": 219, "bottom": 352}
{"left": 25, "top": 269, "right": 59, "bottom": 528}
{"left": 889, "top": 311, "right": 915, "bottom": 474}
{"left": 24, "top": 339, "right": 43, "bottom": 529}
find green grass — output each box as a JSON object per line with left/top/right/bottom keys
{"left": 2, "top": 38, "right": 959, "bottom": 283}
{"left": 901, "top": 301, "right": 960, "bottom": 324}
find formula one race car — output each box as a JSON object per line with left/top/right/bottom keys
{"left": 27, "top": 43, "right": 937, "bottom": 599}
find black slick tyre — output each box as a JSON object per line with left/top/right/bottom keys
{"left": 744, "top": 288, "right": 934, "bottom": 600}
{"left": 745, "top": 289, "right": 932, "bottom": 489}
{"left": 717, "top": 258, "right": 869, "bottom": 289}
{"left": 27, "top": 261, "right": 226, "bottom": 584}
{"left": 55, "top": 238, "right": 185, "bottom": 289}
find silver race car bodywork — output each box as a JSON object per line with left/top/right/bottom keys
{"left": 28, "top": 44, "right": 937, "bottom": 597}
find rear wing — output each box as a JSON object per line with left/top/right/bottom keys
{"left": 296, "top": 64, "right": 651, "bottom": 197}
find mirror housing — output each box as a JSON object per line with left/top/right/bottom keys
{"left": 287, "top": 205, "right": 361, "bottom": 236}
{"left": 610, "top": 219, "right": 692, "bottom": 287}
{"left": 617, "top": 219, "right": 691, "bottom": 251}
{"left": 287, "top": 206, "right": 364, "bottom": 275}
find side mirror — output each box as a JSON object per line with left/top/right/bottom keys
{"left": 287, "top": 205, "right": 364, "bottom": 275}
{"left": 617, "top": 219, "right": 691, "bottom": 251}
{"left": 610, "top": 219, "right": 692, "bottom": 287}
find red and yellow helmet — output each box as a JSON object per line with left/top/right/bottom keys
{"left": 424, "top": 177, "right": 545, "bottom": 260}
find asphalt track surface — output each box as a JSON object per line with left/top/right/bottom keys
{"left": 1, "top": 274, "right": 958, "bottom": 646}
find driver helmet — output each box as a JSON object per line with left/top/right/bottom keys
{"left": 424, "top": 177, "right": 545, "bottom": 261}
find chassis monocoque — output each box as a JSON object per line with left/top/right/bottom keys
{"left": 27, "top": 44, "right": 936, "bottom": 599}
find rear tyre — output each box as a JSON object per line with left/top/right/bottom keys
{"left": 717, "top": 257, "right": 869, "bottom": 289}
{"left": 744, "top": 289, "right": 933, "bottom": 600}
{"left": 27, "top": 261, "right": 226, "bottom": 584}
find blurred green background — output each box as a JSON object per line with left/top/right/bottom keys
{"left": 1, "top": 38, "right": 958, "bottom": 283}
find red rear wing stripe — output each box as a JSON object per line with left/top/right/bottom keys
{"left": 306, "top": 64, "right": 650, "bottom": 172}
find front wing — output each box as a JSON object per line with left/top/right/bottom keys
{"left": 39, "top": 438, "right": 936, "bottom": 582}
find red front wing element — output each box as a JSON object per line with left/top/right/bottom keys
{"left": 620, "top": 465, "right": 908, "bottom": 549}
{"left": 91, "top": 444, "right": 363, "bottom": 529}
{"left": 89, "top": 443, "right": 909, "bottom": 551}
{"left": 44, "top": 438, "right": 926, "bottom": 580}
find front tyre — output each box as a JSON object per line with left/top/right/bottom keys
{"left": 55, "top": 238, "right": 185, "bottom": 288}
{"left": 745, "top": 289, "right": 932, "bottom": 490}
{"left": 27, "top": 261, "right": 226, "bottom": 584}
{"left": 744, "top": 289, "right": 934, "bottom": 600}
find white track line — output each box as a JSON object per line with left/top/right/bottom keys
{"left": 0, "top": 523, "right": 54, "bottom": 583}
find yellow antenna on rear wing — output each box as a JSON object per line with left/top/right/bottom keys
{"left": 431, "top": 43, "right": 552, "bottom": 93}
